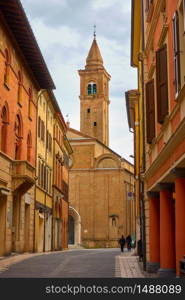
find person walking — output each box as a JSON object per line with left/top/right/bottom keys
{"left": 119, "top": 235, "right": 125, "bottom": 253}
{"left": 126, "top": 235, "right": 132, "bottom": 251}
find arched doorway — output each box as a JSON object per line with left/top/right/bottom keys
{"left": 68, "top": 215, "right": 75, "bottom": 245}
{"left": 68, "top": 207, "right": 81, "bottom": 247}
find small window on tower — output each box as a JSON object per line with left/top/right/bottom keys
{"left": 87, "top": 108, "right": 91, "bottom": 113}
{"left": 94, "top": 122, "right": 97, "bottom": 126}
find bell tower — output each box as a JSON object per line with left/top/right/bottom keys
{"left": 78, "top": 35, "right": 111, "bottom": 146}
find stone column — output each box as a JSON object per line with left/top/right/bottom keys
{"left": 147, "top": 192, "right": 160, "bottom": 273}
{"left": 158, "top": 184, "right": 176, "bottom": 277}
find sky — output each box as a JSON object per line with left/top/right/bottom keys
{"left": 21, "top": 0, "right": 137, "bottom": 162}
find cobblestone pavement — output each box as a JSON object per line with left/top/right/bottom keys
{"left": 0, "top": 248, "right": 156, "bottom": 278}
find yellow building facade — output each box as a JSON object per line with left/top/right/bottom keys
{"left": 53, "top": 112, "right": 73, "bottom": 251}
{"left": 125, "top": 0, "right": 145, "bottom": 262}
{"left": 35, "top": 90, "right": 72, "bottom": 253}
{"left": 35, "top": 90, "right": 55, "bottom": 252}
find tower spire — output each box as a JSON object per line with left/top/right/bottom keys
{"left": 86, "top": 31, "right": 103, "bottom": 69}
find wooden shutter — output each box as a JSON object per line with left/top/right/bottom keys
{"left": 173, "top": 11, "right": 181, "bottom": 95}
{"left": 146, "top": 79, "right": 155, "bottom": 144}
{"left": 156, "top": 44, "right": 168, "bottom": 124}
{"left": 38, "top": 117, "right": 41, "bottom": 138}
{"left": 183, "top": 0, "right": 185, "bottom": 33}
{"left": 41, "top": 162, "right": 44, "bottom": 188}
{"left": 46, "top": 130, "right": 48, "bottom": 149}
{"left": 49, "top": 134, "right": 52, "bottom": 152}
{"left": 42, "top": 121, "right": 45, "bottom": 141}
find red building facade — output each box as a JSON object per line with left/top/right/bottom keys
{"left": 143, "top": 0, "right": 185, "bottom": 276}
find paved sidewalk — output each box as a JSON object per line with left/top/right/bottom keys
{"left": 116, "top": 254, "right": 144, "bottom": 277}
{"left": 115, "top": 250, "right": 157, "bottom": 278}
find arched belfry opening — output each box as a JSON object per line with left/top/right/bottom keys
{"left": 87, "top": 82, "right": 97, "bottom": 95}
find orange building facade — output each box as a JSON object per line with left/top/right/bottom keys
{"left": 0, "top": 0, "right": 71, "bottom": 256}
{"left": 143, "top": 0, "right": 185, "bottom": 276}
{"left": 0, "top": 0, "right": 55, "bottom": 255}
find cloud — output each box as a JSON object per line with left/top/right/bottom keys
{"left": 21, "top": 0, "right": 137, "bottom": 161}
{"left": 22, "top": 0, "right": 131, "bottom": 42}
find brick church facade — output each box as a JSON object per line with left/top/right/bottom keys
{"left": 67, "top": 37, "right": 135, "bottom": 248}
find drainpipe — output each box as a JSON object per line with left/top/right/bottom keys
{"left": 33, "top": 90, "right": 39, "bottom": 253}
{"left": 140, "top": 0, "right": 146, "bottom": 271}
{"left": 44, "top": 96, "right": 49, "bottom": 252}
{"left": 51, "top": 117, "right": 55, "bottom": 252}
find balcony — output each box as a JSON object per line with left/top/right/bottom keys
{"left": 12, "top": 160, "right": 35, "bottom": 195}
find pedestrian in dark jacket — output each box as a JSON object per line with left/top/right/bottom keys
{"left": 119, "top": 235, "right": 125, "bottom": 253}
{"left": 126, "top": 235, "right": 132, "bottom": 251}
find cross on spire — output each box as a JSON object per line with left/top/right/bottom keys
{"left": 93, "top": 24, "right": 96, "bottom": 39}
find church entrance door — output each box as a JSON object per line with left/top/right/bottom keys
{"left": 68, "top": 215, "right": 75, "bottom": 244}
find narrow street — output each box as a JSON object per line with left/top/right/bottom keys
{"left": 0, "top": 249, "right": 147, "bottom": 278}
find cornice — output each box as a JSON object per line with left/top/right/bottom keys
{"left": 149, "top": 86, "right": 183, "bottom": 152}
{"left": 144, "top": 116, "right": 185, "bottom": 180}
{"left": 69, "top": 168, "right": 122, "bottom": 172}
